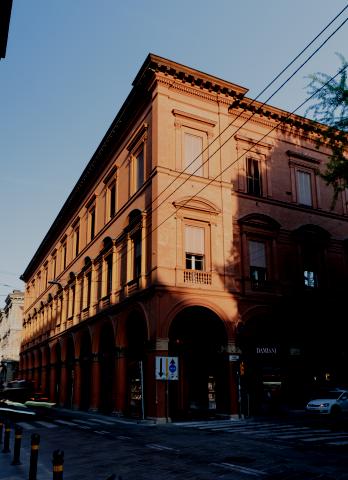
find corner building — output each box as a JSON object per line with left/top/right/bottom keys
{"left": 20, "top": 54, "right": 348, "bottom": 420}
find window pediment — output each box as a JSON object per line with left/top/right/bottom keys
{"left": 173, "top": 197, "right": 220, "bottom": 215}
{"left": 238, "top": 214, "right": 281, "bottom": 231}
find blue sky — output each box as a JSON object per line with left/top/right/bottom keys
{"left": 0, "top": 0, "right": 347, "bottom": 305}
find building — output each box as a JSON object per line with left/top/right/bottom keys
{"left": 0, "top": 0, "right": 13, "bottom": 60}
{"left": 20, "top": 54, "right": 348, "bottom": 420}
{"left": 0, "top": 290, "right": 24, "bottom": 383}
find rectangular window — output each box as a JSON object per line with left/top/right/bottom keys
{"left": 71, "top": 285, "right": 75, "bottom": 317}
{"left": 297, "top": 171, "right": 312, "bottom": 206}
{"left": 135, "top": 148, "right": 144, "bottom": 190}
{"left": 109, "top": 181, "right": 116, "bottom": 218}
{"left": 185, "top": 225, "right": 205, "bottom": 270}
{"left": 74, "top": 226, "right": 80, "bottom": 257}
{"left": 89, "top": 207, "right": 96, "bottom": 241}
{"left": 44, "top": 265, "right": 48, "bottom": 290}
{"left": 86, "top": 271, "right": 92, "bottom": 307}
{"left": 52, "top": 254, "right": 57, "bottom": 280}
{"left": 133, "top": 233, "right": 142, "bottom": 278}
{"left": 184, "top": 133, "right": 203, "bottom": 176}
{"left": 247, "top": 158, "right": 262, "bottom": 196}
{"left": 106, "top": 255, "right": 113, "bottom": 294}
{"left": 62, "top": 242, "right": 67, "bottom": 270}
{"left": 249, "top": 240, "right": 267, "bottom": 288}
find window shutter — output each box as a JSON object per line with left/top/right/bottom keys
{"left": 184, "top": 134, "right": 203, "bottom": 176}
{"left": 249, "top": 241, "right": 266, "bottom": 268}
{"left": 185, "top": 226, "right": 205, "bottom": 254}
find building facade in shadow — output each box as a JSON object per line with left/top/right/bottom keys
{"left": 20, "top": 54, "right": 348, "bottom": 421}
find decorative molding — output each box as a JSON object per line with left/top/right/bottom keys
{"left": 286, "top": 149, "right": 321, "bottom": 165}
{"left": 126, "top": 122, "right": 148, "bottom": 152}
{"left": 173, "top": 196, "right": 221, "bottom": 215}
{"left": 172, "top": 109, "right": 217, "bottom": 128}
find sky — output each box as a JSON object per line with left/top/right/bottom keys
{"left": 0, "top": 0, "right": 347, "bottom": 306}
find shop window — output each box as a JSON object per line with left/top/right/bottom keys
{"left": 184, "top": 133, "right": 203, "bottom": 176}
{"left": 304, "top": 270, "right": 318, "bottom": 288}
{"left": 297, "top": 170, "right": 312, "bottom": 206}
{"left": 246, "top": 158, "right": 262, "bottom": 196}
{"left": 185, "top": 225, "right": 205, "bottom": 270}
{"left": 249, "top": 240, "right": 267, "bottom": 289}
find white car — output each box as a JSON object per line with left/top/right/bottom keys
{"left": 306, "top": 389, "right": 348, "bottom": 415}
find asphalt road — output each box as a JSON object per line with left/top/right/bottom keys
{"left": 1, "top": 409, "right": 348, "bottom": 480}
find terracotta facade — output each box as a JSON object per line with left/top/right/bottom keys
{"left": 20, "top": 54, "right": 348, "bottom": 420}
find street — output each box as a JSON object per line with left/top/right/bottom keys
{"left": 1, "top": 409, "right": 348, "bottom": 479}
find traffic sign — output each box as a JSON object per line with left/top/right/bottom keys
{"left": 155, "top": 356, "right": 178, "bottom": 380}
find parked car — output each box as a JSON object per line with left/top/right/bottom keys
{"left": 305, "top": 389, "right": 348, "bottom": 415}
{"left": 0, "top": 399, "right": 36, "bottom": 420}
{"left": 0, "top": 380, "right": 34, "bottom": 403}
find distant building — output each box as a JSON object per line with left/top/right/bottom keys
{"left": 20, "top": 54, "right": 348, "bottom": 420}
{"left": 0, "top": 290, "right": 24, "bottom": 383}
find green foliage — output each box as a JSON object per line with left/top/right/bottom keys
{"left": 306, "top": 54, "right": 348, "bottom": 204}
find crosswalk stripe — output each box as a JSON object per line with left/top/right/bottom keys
{"left": 16, "top": 422, "right": 35, "bottom": 430}
{"left": 86, "top": 418, "right": 115, "bottom": 425}
{"left": 301, "top": 434, "right": 348, "bottom": 443}
{"left": 35, "top": 421, "right": 57, "bottom": 428}
{"left": 275, "top": 429, "right": 330, "bottom": 439}
{"left": 55, "top": 419, "right": 77, "bottom": 426}
{"left": 72, "top": 419, "right": 93, "bottom": 425}
{"left": 175, "top": 419, "right": 348, "bottom": 446}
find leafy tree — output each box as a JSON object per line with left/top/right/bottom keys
{"left": 306, "top": 54, "right": 348, "bottom": 204}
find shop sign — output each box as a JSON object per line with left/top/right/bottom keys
{"left": 229, "top": 354, "right": 240, "bottom": 362}
{"left": 155, "top": 356, "right": 179, "bottom": 381}
{"left": 256, "top": 346, "right": 277, "bottom": 355}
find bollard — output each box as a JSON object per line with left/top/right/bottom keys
{"left": 0, "top": 417, "right": 3, "bottom": 444}
{"left": 52, "top": 449, "right": 64, "bottom": 480}
{"left": 11, "top": 424, "right": 23, "bottom": 465}
{"left": 2, "top": 420, "right": 10, "bottom": 453}
{"left": 29, "top": 433, "right": 40, "bottom": 480}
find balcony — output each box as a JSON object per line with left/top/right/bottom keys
{"left": 183, "top": 270, "right": 212, "bottom": 285}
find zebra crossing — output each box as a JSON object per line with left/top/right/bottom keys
{"left": 15, "top": 415, "right": 126, "bottom": 433}
{"left": 173, "top": 418, "right": 348, "bottom": 446}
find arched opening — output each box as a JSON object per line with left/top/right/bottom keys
{"left": 168, "top": 306, "right": 228, "bottom": 420}
{"left": 44, "top": 345, "right": 51, "bottom": 398}
{"left": 236, "top": 313, "right": 287, "bottom": 415}
{"left": 55, "top": 343, "right": 62, "bottom": 404}
{"left": 37, "top": 349, "right": 42, "bottom": 391}
{"left": 99, "top": 323, "right": 115, "bottom": 413}
{"left": 80, "top": 330, "right": 92, "bottom": 410}
{"left": 126, "top": 312, "right": 147, "bottom": 418}
{"left": 65, "top": 336, "right": 75, "bottom": 408}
